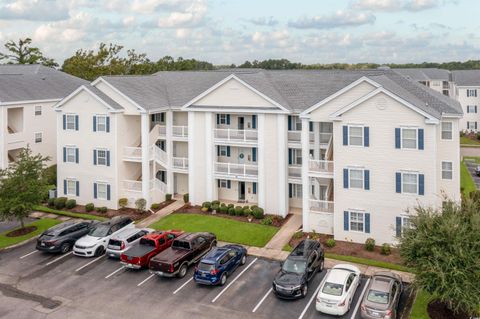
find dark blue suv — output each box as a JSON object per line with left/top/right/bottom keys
{"left": 194, "top": 244, "right": 247, "bottom": 286}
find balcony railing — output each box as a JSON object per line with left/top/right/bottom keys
{"left": 158, "top": 125, "right": 166, "bottom": 136}
{"left": 173, "top": 157, "right": 188, "bottom": 170}
{"left": 214, "top": 129, "right": 258, "bottom": 143}
{"left": 153, "top": 179, "right": 167, "bottom": 193}
{"left": 319, "top": 133, "right": 332, "bottom": 144}
{"left": 172, "top": 125, "right": 188, "bottom": 138}
{"left": 309, "top": 160, "right": 334, "bottom": 174}
{"left": 288, "top": 165, "right": 302, "bottom": 178}
{"left": 123, "top": 147, "right": 142, "bottom": 161}
{"left": 122, "top": 180, "right": 142, "bottom": 192}
{"left": 310, "top": 199, "right": 334, "bottom": 213}
{"left": 287, "top": 130, "right": 331, "bottom": 144}
{"left": 154, "top": 146, "right": 167, "bottom": 165}
{"left": 215, "top": 162, "right": 258, "bottom": 178}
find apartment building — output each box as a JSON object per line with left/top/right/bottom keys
{"left": 451, "top": 70, "right": 480, "bottom": 131}
{"left": 394, "top": 68, "right": 453, "bottom": 97}
{"left": 0, "top": 64, "right": 86, "bottom": 168}
{"left": 55, "top": 69, "right": 462, "bottom": 244}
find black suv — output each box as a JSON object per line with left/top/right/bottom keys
{"left": 272, "top": 239, "right": 324, "bottom": 299}
{"left": 36, "top": 221, "right": 97, "bottom": 254}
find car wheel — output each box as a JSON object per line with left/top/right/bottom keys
{"left": 220, "top": 274, "right": 227, "bottom": 286}
{"left": 301, "top": 284, "right": 308, "bottom": 297}
{"left": 178, "top": 264, "right": 188, "bottom": 278}
{"left": 94, "top": 246, "right": 104, "bottom": 257}
{"left": 240, "top": 255, "right": 247, "bottom": 265}
{"left": 318, "top": 260, "right": 324, "bottom": 272}
{"left": 60, "top": 242, "right": 71, "bottom": 254}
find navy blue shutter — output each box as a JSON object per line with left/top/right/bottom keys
{"left": 364, "top": 127, "right": 369, "bottom": 147}
{"left": 93, "top": 116, "right": 97, "bottom": 132}
{"left": 106, "top": 117, "right": 110, "bottom": 132}
{"left": 288, "top": 116, "right": 292, "bottom": 130}
{"left": 62, "top": 114, "right": 66, "bottom": 130}
{"left": 395, "top": 217, "right": 402, "bottom": 237}
{"left": 476, "top": 122, "right": 478, "bottom": 130}
{"left": 253, "top": 182, "right": 257, "bottom": 194}
{"left": 288, "top": 149, "right": 292, "bottom": 165}
{"left": 364, "top": 170, "right": 370, "bottom": 190}
{"left": 343, "top": 169, "right": 349, "bottom": 188}
{"left": 396, "top": 173, "right": 402, "bottom": 193}
{"left": 252, "top": 148, "right": 257, "bottom": 162}
{"left": 309, "top": 121, "right": 313, "bottom": 132}
{"left": 63, "top": 147, "right": 66, "bottom": 162}
{"left": 106, "top": 151, "right": 110, "bottom": 166}
{"left": 217, "top": 145, "right": 220, "bottom": 156}
{"left": 226, "top": 115, "right": 230, "bottom": 125}
{"left": 476, "top": 105, "right": 478, "bottom": 113}
{"left": 160, "top": 113, "right": 165, "bottom": 122}
{"left": 151, "top": 114, "right": 155, "bottom": 122}
{"left": 395, "top": 128, "right": 401, "bottom": 149}
{"left": 288, "top": 184, "right": 292, "bottom": 198}
{"left": 93, "top": 183, "right": 97, "bottom": 199}
{"left": 419, "top": 174, "right": 425, "bottom": 195}
{"left": 75, "top": 148, "right": 79, "bottom": 164}
{"left": 63, "top": 180, "right": 67, "bottom": 195}
{"left": 343, "top": 211, "right": 349, "bottom": 231}
{"left": 216, "top": 114, "right": 220, "bottom": 125}
{"left": 76, "top": 181, "right": 79, "bottom": 196}
{"left": 93, "top": 150, "right": 97, "bottom": 165}
{"left": 252, "top": 115, "right": 257, "bottom": 129}
{"left": 227, "top": 180, "right": 231, "bottom": 189}
{"left": 107, "top": 185, "right": 111, "bottom": 200}
{"left": 365, "top": 213, "right": 370, "bottom": 233}
{"left": 418, "top": 129, "right": 424, "bottom": 150}
{"left": 75, "top": 115, "right": 79, "bottom": 131}
{"left": 226, "top": 146, "right": 231, "bottom": 157}
{"left": 343, "top": 126, "right": 348, "bottom": 145}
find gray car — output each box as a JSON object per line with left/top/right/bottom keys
{"left": 360, "top": 271, "right": 403, "bottom": 319}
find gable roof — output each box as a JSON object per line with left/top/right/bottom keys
{"left": 451, "top": 70, "right": 480, "bottom": 86}
{"left": 0, "top": 64, "right": 87, "bottom": 103}
{"left": 393, "top": 68, "right": 451, "bottom": 81}
{"left": 55, "top": 85, "right": 123, "bottom": 111}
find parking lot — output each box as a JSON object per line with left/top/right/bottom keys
{"left": 0, "top": 242, "right": 413, "bottom": 319}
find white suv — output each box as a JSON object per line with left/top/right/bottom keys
{"left": 73, "top": 216, "right": 134, "bottom": 257}
{"left": 316, "top": 264, "right": 361, "bottom": 316}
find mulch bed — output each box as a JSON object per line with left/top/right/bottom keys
{"left": 67, "top": 205, "right": 152, "bottom": 222}
{"left": 288, "top": 232, "right": 403, "bottom": 265}
{"left": 174, "top": 204, "right": 290, "bottom": 227}
{"left": 427, "top": 300, "right": 470, "bottom": 319}
{"left": 151, "top": 200, "right": 175, "bottom": 212}
{"left": 6, "top": 226, "right": 37, "bottom": 237}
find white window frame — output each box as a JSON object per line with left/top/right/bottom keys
{"left": 219, "top": 179, "right": 229, "bottom": 189}
{"left": 65, "top": 146, "right": 77, "bottom": 163}
{"left": 467, "top": 121, "right": 477, "bottom": 130}
{"left": 291, "top": 149, "right": 302, "bottom": 165}
{"left": 401, "top": 127, "right": 418, "bottom": 149}
{"left": 401, "top": 172, "right": 419, "bottom": 194}
{"left": 219, "top": 114, "right": 228, "bottom": 125}
{"left": 152, "top": 113, "right": 163, "bottom": 123}
{"left": 65, "top": 114, "right": 76, "bottom": 130}
{"left": 34, "top": 105, "right": 42, "bottom": 116}
{"left": 441, "top": 161, "right": 453, "bottom": 180}
{"left": 96, "top": 149, "right": 107, "bottom": 166}
{"left": 467, "top": 89, "right": 477, "bottom": 97}
{"left": 96, "top": 182, "right": 108, "bottom": 200}
{"left": 219, "top": 146, "right": 228, "bottom": 157}
{"left": 290, "top": 184, "right": 302, "bottom": 198}
{"left": 34, "top": 132, "right": 42, "bottom": 143}
{"left": 349, "top": 211, "right": 365, "bottom": 233}
{"left": 66, "top": 179, "right": 77, "bottom": 196}
{"left": 400, "top": 216, "right": 411, "bottom": 234}
{"left": 96, "top": 115, "right": 107, "bottom": 132}
{"left": 467, "top": 105, "right": 477, "bottom": 113}
{"left": 290, "top": 116, "right": 302, "bottom": 131}
{"left": 441, "top": 121, "right": 453, "bottom": 140}
{"left": 349, "top": 168, "right": 364, "bottom": 189}
{"left": 348, "top": 125, "right": 364, "bottom": 146}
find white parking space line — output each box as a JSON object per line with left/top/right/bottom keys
{"left": 350, "top": 278, "right": 370, "bottom": 319}
{"left": 252, "top": 287, "right": 273, "bottom": 313}
{"left": 19, "top": 250, "right": 38, "bottom": 259}
{"left": 137, "top": 274, "right": 155, "bottom": 287}
{"left": 45, "top": 252, "right": 73, "bottom": 266}
{"left": 172, "top": 277, "right": 194, "bottom": 294}
{"left": 105, "top": 266, "right": 125, "bottom": 279}
{"left": 211, "top": 257, "right": 258, "bottom": 303}
{"left": 298, "top": 274, "right": 327, "bottom": 319}
{"left": 75, "top": 255, "right": 104, "bottom": 272}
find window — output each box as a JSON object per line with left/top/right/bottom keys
{"left": 35, "top": 105, "right": 42, "bottom": 116}
{"left": 289, "top": 149, "right": 302, "bottom": 165}
{"left": 467, "top": 105, "right": 477, "bottom": 113}
{"left": 467, "top": 122, "right": 477, "bottom": 130}
{"left": 396, "top": 216, "right": 411, "bottom": 237}
{"left": 442, "top": 161, "right": 453, "bottom": 180}
{"left": 34, "top": 132, "right": 42, "bottom": 143}
{"left": 65, "top": 147, "right": 77, "bottom": 163}
{"left": 219, "top": 114, "right": 228, "bottom": 125}
{"left": 66, "top": 179, "right": 77, "bottom": 196}
{"left": 96, "top": 182, "right": 108, "bottom": 200}
{"left": 96, "top": 149, "right": 107, "bottom": 166}
{"left": 441, "top": 122, "right": 452, "bottom": 140}
{"left": 467, "top": 89, "right": 477, "bottom": 97}
{"left": 350, "top": 212, "right": 364, "bottom": 232}
{"left": 65, "top": 114, "right": 76, "bottom": 130}
{"left": 151, "top": 113, "right": 164, "bottom": 123}
{"left": 401, "top": 128, "right": 417, "bottom": 149}
{"left": 96, "top": 115, "right": 107, "bottom": 132}
{"left": 349, "top": 169, "right": 364, "bottom": 189}
{"left": 349, "top": 126, "right": 363, "bottom": 146}
{"left": 402, "top": 173, "right": 418, "bottom": 194}
{"left": 219, "top": 146, "right": 228, "bottom": 157}
{"left": 289, "top": 184, "right": 302, "bottom": 198}
{"left": 219, "top": 179, "right": 230, "bottom": 189}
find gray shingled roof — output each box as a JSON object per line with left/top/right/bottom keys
{"left": 451, "top": 70, "right": 480, "bottom": 86}
{"left": 393, "top": 68, "right": 451, "bottom": 81}
{"left": 100, "top": 69, "right": 462, "bottom": 118}
{"left": 86, "top": 85, "right": 123, "bottom": 110}
{"left": 0, "top": 64, "right": 87, "bottom": 103}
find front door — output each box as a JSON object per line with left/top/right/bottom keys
{"left": 238, "top": 182, "right": 246, "bottom": 201}
{"left": 238, "top": 117, "right": 245, "bottom": 130}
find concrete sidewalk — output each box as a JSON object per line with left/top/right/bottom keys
{"left": 136, "top": 200, "right": 184, "bottom": 227}
{"left": 265, "top": 214, "right": 302, "bottom": 250}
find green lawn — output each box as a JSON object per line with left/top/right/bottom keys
{"left": 460, "top": 161, "right": 477, "bottom": 196}
{"left": 410, "top": 290, "right": 433, "bottom": 319}
{"left": 0, "top": 218, "right": 61, "bottom": 249}
{"left": 34, "top": 205, "right": 108, "bottom": 221}
{"left": 149, "top": 213, "right": 279, "bottom": 247}
{"left": 460, "top": 136, "right": 480, "bottom": 145}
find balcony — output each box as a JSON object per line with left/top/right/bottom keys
{"left": 288, "top": 165, "right": 302, "bottom": 181}
{"left": 153, "top": 146, "right": 167, "bottom": 166}
{"left": 172, "top": 157, "right": 188, "bottom": 172}
{"left": 287, "top": 131, "right": 331, "bottom": 146}
{"left": 123, "top": 147, "right": 143, "bottom": 162}
{"left": 172, "top": 125, "right": 188, "bottom": 139}
{"left": 309, "top": 160, "right": 334, "bottom": 177}
{"left": 122, "top": 180, "right": 142, "bottom": 193}
{"left": 214, "top": 162, "right": 258, "bottom": 181}
{"left": 214, "top": 129, "right": 257, "bottom": 145}
{"left": 158, "top": 125, "right": 166, "bottom": 136}
{"left": 310, "top": 199, "right": 334, "bottom": 213}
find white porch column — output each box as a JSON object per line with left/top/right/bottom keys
{"left": 257, "top": 114, "right": 266, "bottom": 209}
{"left": 313, "top": 122, "right": 320, "bottom": 160}
{"left": 277, "top": 115, "right": 288, "bottom": 217}
{"left": 301, "top": 117, "right": 310, "bottom": 232}
{"left": 187, "top": 111, "right": 196, "bottom": 204}
{"left": 141, "top": 113, "right": 151, "bottom": 206}
{"left": 166, "top": 111, "right": 174, "bottom": 194}
{"left": 205, "top": 112, "right": 215, "bottom": 201}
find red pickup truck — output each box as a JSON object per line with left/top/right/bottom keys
{"left": 120, "top": 230, "right": 183, "bottom": 269}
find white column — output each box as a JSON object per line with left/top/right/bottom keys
{"left": 277, "top": 115, "right": 288, "bottom": 217}
{"left": 166, "top": 111, "right": 174, "bottom": 194}
{"left": 257, "top": 114, "right": 266, "bottom": 209}
{"left": 141, "top": 113, "right": 150, "bottom": 206}
{"left": 301, "top": 118, "right": 310, "bottom": 232}
{"left": 187, "top": 111, "right": 196, "bottom": 204}
{"left": 0, "top": 108, "right": 5, "bottom": 169}
{"left": 313, "top": 122, "right": 320, "bottom": 160}
{"left": 205, "top": 112, "right": 215, "bottom": 201}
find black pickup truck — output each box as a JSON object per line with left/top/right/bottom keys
{"left": 148, "top": 232, "right": 217, "bottom": 278}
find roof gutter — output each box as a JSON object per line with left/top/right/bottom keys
{"left": 0, "top": 98, "right": 61, "bottom": 106}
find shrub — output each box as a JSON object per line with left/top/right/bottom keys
{"left": 227, "top": 203, "right": 234, "bottom": 209}
{"left": 261, "top": 216, "right": 273, "bottom": 225}
{"left": 201, "top": 207, "right": 209, "bottom": 212}
{"left": 234, "top": 206, "right": 244, "bottom": 216}
{"left": 151, "top": 203, "right": 160, "bottom": 210}
{"left": 293, "top": 231, "right": 304, "bottom": 239}
{"left": 325, "top": 238, "right": 336, "bottom": 248}
{"left": 219, "top": 205, "right": 228, "bottom": 214}
{"left": 165, "top": 193, "right": 172, "bottom": 201}
{"left": 47, "top": 198, "right": 55, "bottom": 207}
{"left": 135, "top": 198, "right": 147, "bottom": 212}
{"left": 211, "top": 204, "right": 220, "bottom": 212}
{"left": 228, "top": 207, "right": 236, "bottom": 216}
{"left": 212, "top": 200, "right": 220, "bottom": 206}
{"left": 381, "top": 243, "right": 391, "bottom": 255}
{"left": 44, "top": 164, "right": 57, "bottom": 186}
{"left": 365, "top": 238, "right": 376, "bottom": 251}
{"left": 183, "top": 193, "right": 189, "bottom": 203}
{"left": 251, "top": 207, "right": 264, "bottom": 219}
{"left": 85, "top": 203, "right": 95, "bottom": 212}
{"left": 54, "top": 197, "right": 67, "bottom": 209}
{"left": 243, "top": 208, "right": 252, "bottom": 216}
{"left": 202, "top": 201, "right": 212, "bottom": 209}
{"left": 476, "top": 132, "right": 480, "bottom": 140}
{"left": 65, "top": 199, "right": 77, "bottom": 209}
{"left": 97, "top": 206, "right": 108, "bottom": 214}
{"left": 118, "top": 198, "right": 128, "bottom": 209}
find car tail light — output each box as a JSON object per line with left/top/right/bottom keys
{"left": 121, "top": 242, "right": 125, "bottom": 250}
{"left": 384, "top": 309, "right": 392, "bottom": 318}
{"left": 338, "top": 299, "right": 346, "bottom": 307}
{"left": 210, "top": 269, "right": 219, "bottom": 275}
{"left": 169, "top": 264, "right": 174, "bottom": 273}
{"left": 361, "top": 304, "right": 365, "bottom": 311}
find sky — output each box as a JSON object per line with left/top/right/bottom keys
{"left": 0, "top": 0, "right": 478, "bottom": 65}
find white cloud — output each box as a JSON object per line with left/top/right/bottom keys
{"left": 131, "top": 0, "right": 184, "bottom": 14}
{"left": 247, "top": 16, "right": 278, "bottom": 26}
{"left": 0, "top": 0, "right": 69, "bottom": 21}
{"left": 157, "top": 0, "right": 207, "bottom": 28}
{"left": 288, "top": 10, "right": 376, "bottom": 29}
{"left": 351, "top": 0, "right": 446, "bottom": 12}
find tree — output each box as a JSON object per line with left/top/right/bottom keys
{"left": 0, "top": 147, "right": 50, "bottom": 229}
{"left": 0, "top": 38, "right": 58, "bottom": 67}
{"left": 399, "top": 198, "right": 480, "bottom": 316}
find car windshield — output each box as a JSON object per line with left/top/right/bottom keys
{"left": 172, "top": 240, "right": 190, "bottom": 249}
{"left": 198, "top": 262, "right": 215, "bottom": 272}
{"left": 322, "top": 282, "right": 344, "bottom": 296}
{"left": 89, "top": 224, "right": 110, "bottom": 237}
{"left": 367, "top": 289, "right": 389, "bottom": 304}
{"left": 282, "top": 259, "right": 306, "bottom": 274}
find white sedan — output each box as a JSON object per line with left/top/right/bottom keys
{"left": 316, "top": 264, "right": 361, "bottom": 316}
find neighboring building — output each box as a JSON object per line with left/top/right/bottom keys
{"left": 451, "top": 70, "right": 480, "bottom": 132}
{"left": 394, "top": 68, "right": 453, "bottom": 97}
{"left": 55, "top": 69, "right": 462, "bottom": 244}
{"left": 0, "top": 64, "right": 86, "bottom": 168}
